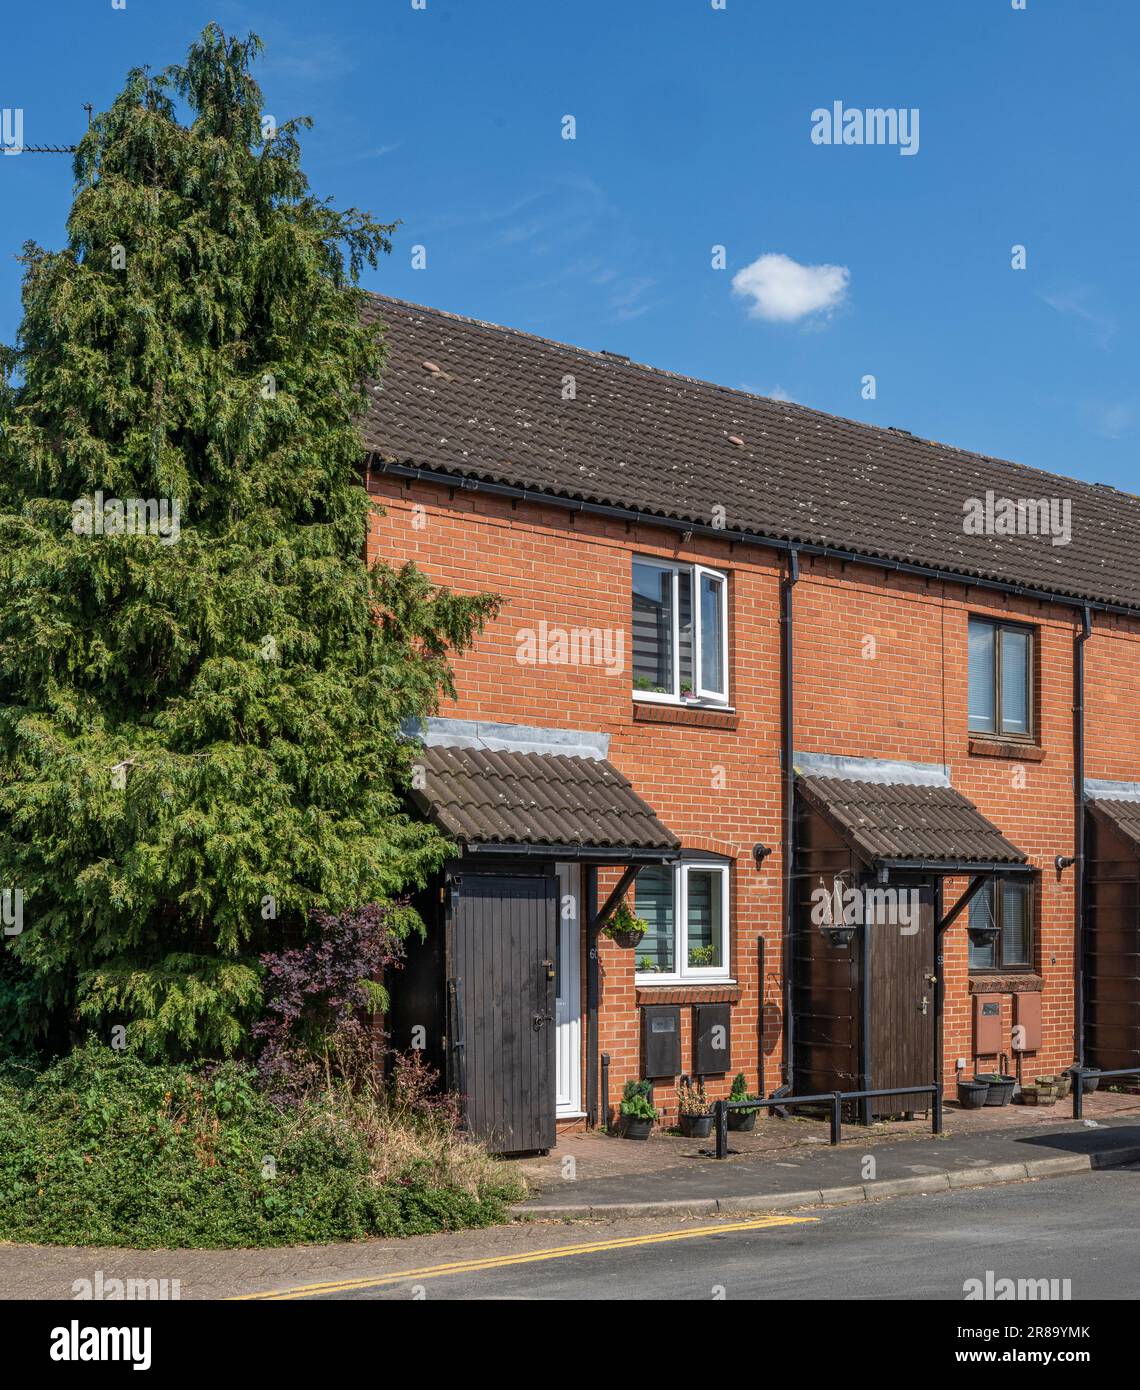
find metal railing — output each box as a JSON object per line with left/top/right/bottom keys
{"left": 711, "top": 1083, "right": 941, "bottom": 1159}
{"left": 1071, "top": 1065, "right": 1140, "bottom": 1119}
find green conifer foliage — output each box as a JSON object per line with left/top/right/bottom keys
{"left": 0, "top": 26, "right": 497, "bottom": 1058}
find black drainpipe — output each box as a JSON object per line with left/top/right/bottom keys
{"left": 1074, "top": 605, "right": 1091, "bottom": 1072}
{"left": 781, "top": 550, "right": 801, "bottom": 1090}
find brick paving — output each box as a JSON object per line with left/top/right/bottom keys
{"left": 514, "top": 1090, "right": 1140, "bottom": 1190}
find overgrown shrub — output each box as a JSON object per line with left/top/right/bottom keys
{"left": 253, "top": 902, "right": 410, "bottom": 1104}
{"left": 0, "top": 1042, "right": 522, "bottom": 1248}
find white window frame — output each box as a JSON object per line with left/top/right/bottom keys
{"left": 631, "top": 557, "right": 729, "bottom": 707}
{"left": 634, "top": 859, "right": 731, "bottom": 983}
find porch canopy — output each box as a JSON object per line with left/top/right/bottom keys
{"left": 410, "top": 740, "right": 680, "bottom": 864}
{"left": 1087, "top": 794, "right": 1140, "bottom": 855}
{"left": 796, "top": 765, "right": 1032, "bottom": 935}
{"left": 797, "top": 774, "right": 1031, "bottom": 879}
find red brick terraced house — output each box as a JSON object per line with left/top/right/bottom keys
{"left": 364, "top": 295, "right": 1140, "bottom": 1155}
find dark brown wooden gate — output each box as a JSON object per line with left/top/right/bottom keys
{"left": 449, "top": 872, "right": 558, "bottom": 1155}
{"left": 867, "top": 884, "right": 936, "bottom": 1117}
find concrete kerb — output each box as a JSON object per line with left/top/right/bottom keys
{"left": 512, "top": 1144, "right": 1140, "bottom": 1222}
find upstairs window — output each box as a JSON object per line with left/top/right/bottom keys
{"left": 968, "top": 617, "right": 1033, "bottom": 739}
{"left": 632, "top": 558, "right": 728, "bottom": 704}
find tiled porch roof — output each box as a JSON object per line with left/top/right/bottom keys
{"left": 798, "top": 776, "right": 1029, "bottom": 868}
{"left": 411, "top": 743, "right": 680, "bottom": 852}
{"left": 1088, "top": 796, "right": 1140, "bottom": 853}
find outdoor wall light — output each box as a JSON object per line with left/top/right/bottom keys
{"left": 1055, "top": 855, "right": 1076, "bottom": 872}
{"left": 752, "top": 842, "right": 772, "bottom": 866}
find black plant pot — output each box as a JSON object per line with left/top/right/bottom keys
{"left": 728, "top": 1109, "right": 758, "bottom": 1132}
{"left": 957, "top": 1080, "right": 990, "bottom": 1109}
{"left": 679, "top": 1113, "right": 714, "bottom": 1138}
{"left": 974, "top": 1073, "right": 1016, "bottom": 1106}
{"left": 609, "top": 929, "right": 645, "bottom": 950}
{"left": 621, "top": 1115, "right": 653, "bottom": 1140}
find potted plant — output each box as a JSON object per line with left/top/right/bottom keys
{"left": 1019, "top": 1082, "right": 1057, "bottom": 1107}
{"left": 676, "top": 1078, "right": 714, "bottom": 1138}
{"left": 1070, "top": 1066, "right": 1101, "bottom": 1095}
{"left": 619, "top": 1079, "right": 657, "bottom": 1140}
{"left": 1037, "top": 1072, "right": 1071, "bottom": 1100}
{"left": 727, "top": 1072, "right": 762, "bottom": 1131}
{"left": 957, "top": 1077, "right": 990, "bottom": 1109}
{"left": 603, "top": 899, "right": 648, "bottom": 950}
{"left": 974, "top": 1072, "right": 1016, "bottom": 1106}
{"left": 688, "top": 944, "right": 716, "bottom": 968}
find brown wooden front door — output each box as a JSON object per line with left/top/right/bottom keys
{"left": 867, "top": 883, "right": 936, "bottom": 1118}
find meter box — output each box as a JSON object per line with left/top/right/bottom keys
{"left": 1013, "top": 991, "right": 1041, "bottom": 1053}
{"left": 641, "top": 1005, "right": 681, "bottom": 1077}
{"left": 693, "top": 1003, "right": 731, "bottom": 1076}
{"left": 973, "top": 993, "right": 1003, "bottom": 1056}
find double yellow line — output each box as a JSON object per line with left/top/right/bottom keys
{"left": 232, "top": 1214, "right": 817, "bottom": 1300}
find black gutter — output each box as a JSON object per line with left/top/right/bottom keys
{"left": 875, "top": 858, "right": 1035, "bottom": 877}
{"left": 1074, "top": 605, "right": 1092, "bottom": 1072}
{"left": 373, "top": 460, "right": 1140, "bottom": 621}
{"left": 462, "top": 841, "right": 680, "bottom": 864}
{"left": 781, "top": 549, "right": 800, "bottom": 1091}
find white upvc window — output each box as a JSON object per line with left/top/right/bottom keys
{"left": 631, "top": 557, "right": 729, "bottom": 706}
{"left": 634, "top": 859, "right": 731, "bottom": 982}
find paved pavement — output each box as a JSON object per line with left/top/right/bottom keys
{"left": 515, "top": 1089, "right": 1140, "bottom": 1190}
{"left": 517, "top": 1111, "right": 1140, "bottom": 1217}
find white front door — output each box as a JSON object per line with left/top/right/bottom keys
{"left": 555, "top": 863, "right": 582, "bottom": 1115}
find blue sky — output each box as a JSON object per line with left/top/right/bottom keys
{"left": 1, "top": 0, "right": 1137, "bottom": 488}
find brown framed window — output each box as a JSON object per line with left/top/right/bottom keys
{"left": 968, "top": 617, "right": 1033, "bottom": 739}
{"left": 968, "top": 879, "right": 1033, "bottom": 971}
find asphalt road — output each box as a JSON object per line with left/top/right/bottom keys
{"left": 269, "top": 1166, "right": 1139, "bottom": 1300}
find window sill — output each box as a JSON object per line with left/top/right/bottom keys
{"left": 636, "top": 982, "right": 740, "bottom": 1006}
{"left": 968, "top": 973, "right": 1043, "bottom": 993}
{"left": 968, "top": 736, "right": 1045, "bottom": 763}
{"left": 633, "top": 702, "right": 739, "bottom": 731}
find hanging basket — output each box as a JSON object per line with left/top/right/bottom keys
{"left": 608, "top": 928, "right": 646, "bottom": 950}
{"left": 603, "top": 900, "right": 649, "bottom": 949}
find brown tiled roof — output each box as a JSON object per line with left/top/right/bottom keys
{"left": 798, "top": 776, "right": 1029, "bottom": 867}
{"left": 411, "top": 744, "right": 680, "bottom": 851}
{"left": 361, "top": 294, "right": 1140, "bottom": 612}
{"left": 1088, "top": 797, "right": 1140, "bottom": 852}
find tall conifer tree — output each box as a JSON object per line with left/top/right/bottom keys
{"left": 0, "top": 26, "right": 495, "bottom": 1057}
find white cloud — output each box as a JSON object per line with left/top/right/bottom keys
{"left": 1039, "top": 288, "right": 1116, "bottom": 348}
{"left": 767, "top": 384, "right": 795, "bottom": 402}
{"left": 731, "top": 252, "right": 849, "bottom": 323}
{"left": 1087, "top": 400, "right": 1135, "bottom": 439}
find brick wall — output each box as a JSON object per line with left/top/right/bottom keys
{"left": 368, "top": 472, "right": 1140, "bottom": 1121}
